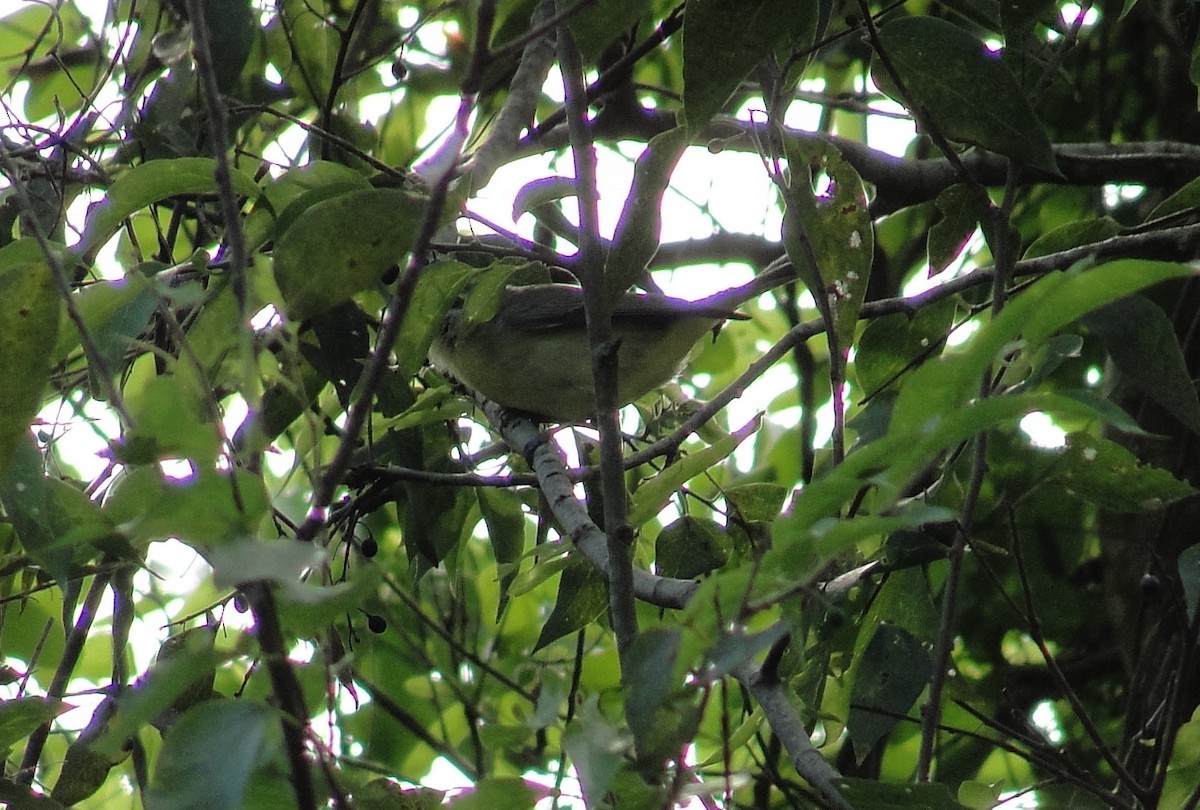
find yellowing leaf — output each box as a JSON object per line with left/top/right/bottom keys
{"left": 0, "top": 241, "right": 61, "bottom": 473}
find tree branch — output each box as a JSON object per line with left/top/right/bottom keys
{"left": 524, "top": 107, "right": 1200, "bottom": 214}
{"left": 462, "top": 0, "right": 558, "bottom": 192}
{"left": 488, "top": 400, "right": 700, "bottom": 610}
{"left": 18, "top": 573, "right": 111, "bottom": 785}
{"left": 735, "top": 659, "right": 856, "bottom": 810}
{"left": 555, "top": 7, "right": 640, "bottom": 656}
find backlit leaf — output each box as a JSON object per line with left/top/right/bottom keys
{"left": 146, "top": 701, "right": 278, "bottom": 810}
{"left": 0, "top": 241, "right": 60, "bottom": 472}
{"left": 273, "top": 187, "right": 429, "bottom": 320}
{"left": 77, "top": 158, "right": 260, "bottom": 256}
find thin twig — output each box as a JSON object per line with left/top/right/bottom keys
{"left": 243, "top": 582, "right": 318, "bottom": 809}
{"left": 183, "top": 0, "right": 249, "bottom": 320}
{"left": 531, "top": 3, "right": 685, "bottom": 137}
{"left": 1009, "top": 513, "right": 1151, "bottom": 803}
{"left": 186, "top": 3, "right": 319, "bottom": 802}
{"left": 317, "top": 0, "right": 375, "bottom": 161}
{"left": 916, "top": 432, "right": 987, "bottom": 780}
{"left": 18, "top": 573, "right": 111, "bottom": 785}
{"left": 461, "top": 0, "right": 558, "bottom": 192}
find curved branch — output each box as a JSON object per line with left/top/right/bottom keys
{"left": 487, "top": 399, "right": 700, "bottom": 610}
{"left": 735, "top": 660, "right": 856, "bottom": 810}
{"left": 485, "top": 407, "right": 856, "bottom": 806}
{"left": 523, "top": 106, "right": 1200, "bottom": 214}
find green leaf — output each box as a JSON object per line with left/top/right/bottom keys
{"left": 782, "top": 504, "right": 956, "bottom": 570}
{"left": 770, "top": 391, "right": 1132, "bottom": 570}
{"left": 1005, "top": 333, "right": 1085, "bottom": 392}
{"left": 146, "top": 701, "right": 279, "bottom": 810}
{"left": 833, "top": 777, "right": 968, "bottom": 809}
{"left": 848, "top": 623, "right": 932, "bottom": 759}
{"left": 655, "top": 516, "right": 731, "bottom": 578}
{"left": 1085, "top": 295, "right": 1200, "bottom": 434}
{"left": 511, "top": 176, "right": 576, "bottom": 223}
{"left": 0, "top": 437, "right": 94, "bottom": 583}
{"left": 447, "top": 777, "right": 546, "bottom": 809}
{"left": 1162, "top": 707, "right": 1200, "bottom": 810}
{"left": 77, "top": 158, "right": 261, "bottom": 256}
{"left": 0, "top": 241, "right": 61, "bottom": 473}
{"left": 103, "top": 467, "right": 269, "bottom": 549}
{"left": 533, "top": 556, "right": 608, "bottom": 652}
{"left": 23, "top": 60, "right": 102, "bottom": 121}
{"left": 1024, "top": 216, "right": 1120, "bottom": 258}
{"left": 927, "top": 184, "right": 989, "bottom": 274}
{"left": 627, "top": 423, "right": 752, "bottom": 526}
{"left": 52, "top": 273, "right": 161, "bottom": 371}
{"left": 891, "top": 260, "right": 1195, "bottom": 437}
{"left": 506, "top": 546, "right": 572, "bottom": 598}
{"left": 780, "top": 136, "right": 873, "bottom": 355}
{"left": 477, "top": 486, "right": 527, "bottom": 615}
{"left": 567, "top": 0, "right": 650, "bottom": 60}
{"left": 724, "top": 483, "right": 789, "bottom": 523}
{"left": 704, "top": 623, "right": 789, "bottom": 681}
{"left": 0, "top": 697, "right": 67, "bottom": 751}
{"left": 958, "top": 780, "right": 1004, "bottom": 810}
{"left": 696, "top": 707, "right": 764, "bottom": 767}
{"left": 117, "top": 373, "right": 220, "bottom": 465}
{"left": 207, "top": 539, "right": 334, "bottom": 600}
{"left": 459, "top": 264, "right": 516, "bottom": 327}
{"left": 50, "top": 697, "right": 129, "bottom": 806}
{"left": 562, "top": 697, "right": 629, "bottom": 808}
{"left": 93, "top": 630, "right": 223, "bottom": 757}
{"left": 862, "top": 567, "right": 941, "bottom": 643}
{"left": 305, "top": 302, "right": 372, "bottom": 405}
{"left": 854, "top": 298, "right": 956, "bottom": 397}
{"left": 624, "top": 628, "right": 688, "bottom": 759}
{"left": 272, "top": 187, "right": 430, "bottom": 320}
{"left": 872, "top": 16, "right": 1058, "bottom": 174}
{"left": 354, "top": 782, "right": 444, "bottom": 810}
{"left": 1149, "top": 173, "right": 1200, "bottom": 222}
{"left": 245, "top": 161, "right": 371, "bottom": 250}
{"left": 1182, "top": 544, "right": 1200, "bottom": 630}
{"left": 402, "top": 478, "right": 474, "bottom": 567}
{"left": 604, "top": 127, "right": 690, "bottom": 300}
{"left": 204, "top": 0, "right": 255, "bottom": 92}
{"left": 682, "top": 0, "right": 794, "bottom": 129}
{"left": 394, "top": 259, "right": 477, "bottom": 378}
{"left": 1051, "top": 432, "right": 1197, "bottom": 512}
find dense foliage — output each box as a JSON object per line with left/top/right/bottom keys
{"left": 2, "top": 0, "right": 1200, "bottom": 807}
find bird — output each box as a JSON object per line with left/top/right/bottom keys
{"left": 428, "top": 261, "right": 795, "bottom": 422}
